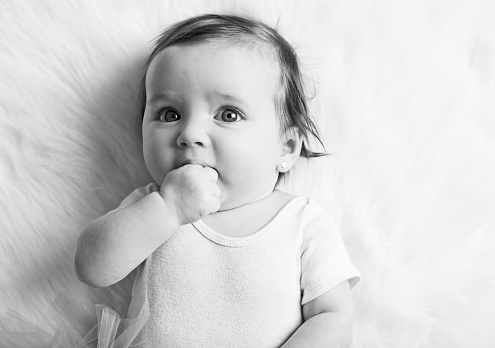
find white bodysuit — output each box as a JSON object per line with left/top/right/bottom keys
{"left": 123, "top": 184, "right": 361, "bottom": 347}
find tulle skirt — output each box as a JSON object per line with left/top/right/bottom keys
{"left": 0, "top": 295, "right": 149, "bottom": 348}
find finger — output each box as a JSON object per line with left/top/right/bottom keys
{"left": 209, "top": 183, "right": 221, "bottom": 198}
{"left": 213, "top": 184, "right": 221, "bottom": 198}
{"left": 202, "top": 166, "right": 218, "bottom": 182}
{"left": 208, "top": 197, "right": 221, "bottom": 214}
{"left": 178, "top": 163, "right": 203, "bottom": 174}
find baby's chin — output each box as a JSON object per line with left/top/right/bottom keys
{"left": 217, "top": 186, "right": 272, "bottom": 212}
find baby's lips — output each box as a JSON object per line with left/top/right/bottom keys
{"left": 181, "top": 159, "right": 208, "bottom": 167}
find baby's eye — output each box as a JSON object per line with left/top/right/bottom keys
{"left": 216, "top": 108, "right": 243, "bottom": 123}
{"left": 157, "top": 109, "right": 180, "bottom": 122}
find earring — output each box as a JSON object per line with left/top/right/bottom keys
{"left": 280, "top": 161, "right": 288, "bottom": 170}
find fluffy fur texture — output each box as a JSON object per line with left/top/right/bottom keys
{"left": 1, "top": 0, "right": 494, "bottom": 346}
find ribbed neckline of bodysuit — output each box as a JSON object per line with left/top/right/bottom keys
{"left": 191, "top": 197, "right": 307, "bottom": 248}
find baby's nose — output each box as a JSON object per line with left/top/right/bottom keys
{"left": 176, "top": 119, "right": 210, "bottom": 148}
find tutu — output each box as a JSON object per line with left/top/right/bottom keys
{"left": 0, "top": 295, "right": 149, "bottom": 348}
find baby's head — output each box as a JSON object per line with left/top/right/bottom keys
{"left": 140, "top": 14, "right": 324, "bottom": 158}
{"left": 140, "top": 14, "right": 325, "bottom": 208}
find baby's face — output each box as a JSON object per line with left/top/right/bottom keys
{"left": 143, "top": 43, "right": 285, "bottom": 210}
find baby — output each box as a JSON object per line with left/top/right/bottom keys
{"left": 74, "top": 14, "right": 360, "bottom": 348}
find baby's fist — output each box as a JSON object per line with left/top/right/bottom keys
{"left": 159, "top": 164, "right": 221, "bottom": 225}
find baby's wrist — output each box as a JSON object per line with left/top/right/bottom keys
{"left": 155, "top": 190, "right": 182, "bottom": 226}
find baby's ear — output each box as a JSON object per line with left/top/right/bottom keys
{"left": 279, "top": 128, "right": 303, "bottom": 172}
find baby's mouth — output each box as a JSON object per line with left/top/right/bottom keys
{"left": 181, "top": 159, "right": 208, "bottom": 167}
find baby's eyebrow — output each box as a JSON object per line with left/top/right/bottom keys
{"left": 146, "top": 92, "right": 181, "bottom": 104}
{"left": 211, "top": 91, "right": 247, "bottom": 106}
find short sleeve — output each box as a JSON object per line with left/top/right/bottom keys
{"left": 114, "top": 182, "right": 160, "bottom": 211}
{"left": 300, "top": 207, "right": 361, "bottom": 305}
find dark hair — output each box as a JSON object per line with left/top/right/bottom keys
{"left": 139, "top": 14, "right": 326, "bottom": 158}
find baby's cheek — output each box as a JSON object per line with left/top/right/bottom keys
{"left": 144, "top": 152, "right": 169, "bottom": 185}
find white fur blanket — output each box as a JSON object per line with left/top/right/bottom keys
{"left": 1, "top": 0, "right": 494, "bottom": 347}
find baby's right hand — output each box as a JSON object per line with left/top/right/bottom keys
{"left": 159, "top": 164, "right": 221, "bottom": 225}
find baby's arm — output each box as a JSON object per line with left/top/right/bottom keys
{"left": 74, "top": 164, "right": 220, "bottom": 288}
{"left": 74, "top": 191, "right": 177, "bottom": 288}
{"left": 281, "top": 281, "right": 355, "bottom": 348}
